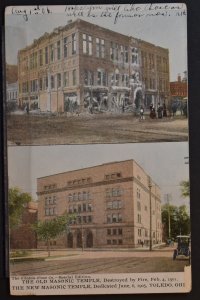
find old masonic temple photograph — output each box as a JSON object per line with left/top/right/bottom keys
{"left": 5, "top": 4, "right": 188, "bottom": 145}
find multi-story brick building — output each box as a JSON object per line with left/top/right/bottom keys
{"left": 18, "top": 19, "right": 170, "bottom": 113}
{"left": 170, "top": 72, "right": 188, "bottom": 100}
{"left": 37, "top": 160, "right": 162, "bottom": 249}
{"left": 10, "top": 201, "right": 38, "bottom": 249}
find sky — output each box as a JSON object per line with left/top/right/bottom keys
{"left": 8, "top": 142, "right": 190, "bottom": 208}
{"left": 4, "top": 4, "right": 187, "bottom": 81}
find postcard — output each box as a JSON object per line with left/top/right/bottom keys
{"left": 4, "top": 3, "right": 190, "bottom": 295}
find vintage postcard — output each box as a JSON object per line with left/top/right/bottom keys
{"left": 8, "top": 143, "right": 191, "bottom": 295}
{"left": 4, "top": 3, "right": 190, "bottom": 296}
{"left": 5, "top": 3, "right": 188, "bottom": 145}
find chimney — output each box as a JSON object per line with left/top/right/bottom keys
{"left": 177, "top": 74, "right": 181, "bottom": 82}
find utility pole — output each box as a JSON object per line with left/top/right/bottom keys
{"left": 148, "top": 176, "right": 152, "bottom": 251}
{"left": 165, "top": 193, "right": 172, "bottom": 239}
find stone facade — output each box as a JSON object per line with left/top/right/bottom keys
{"left": 37, "top": 160, "right": 162, "bottom": 249}
{"left": 18, "top": 19, "right": 170, "bottom": 113}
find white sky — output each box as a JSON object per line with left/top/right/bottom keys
{"left": 8, "top": 142, "right": 190, "bottom": 208}
{"left": 5, "top": 4, "right": 187, "bottom": 81}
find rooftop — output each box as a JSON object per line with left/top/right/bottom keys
{"left": 19, "top": 18, "right": 168, "bottom": 53}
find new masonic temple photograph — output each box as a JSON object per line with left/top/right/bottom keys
{"left": 8, "top": 142, "right": 190, "bottom": 274}
{"left": 5, "top": 4, "right": 188, "bottom": 144}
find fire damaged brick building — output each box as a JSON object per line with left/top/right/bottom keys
{"left": 37, "top": 160, "right": 162, "bottom": 249}
{"left": 18, "top": 19, "right": 170, "bottom": 113}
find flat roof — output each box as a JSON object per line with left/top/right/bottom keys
{"left": 37, "top": 159, "right": 135, "bottom": 179}
{"left": 19, "top": 18, "right": 168, "bottom": 53}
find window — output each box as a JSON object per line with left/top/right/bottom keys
{"left": 112, "top": 187, "right": 122, "bottom": 197}
{"left": 96, "top": 38, "right": 105, "bottom": 58}
{"left": 107, "top": 240, "right": 111, "bottom": 245}
{"left": 57, "top": 41, "right": 61, "bottom": 60}
{"left": 138, "top": 228, "right": 142, "bottom": 236}
{"left": 118, "top": 239, "right": 123, "bottom": 245}
{"left": 87, "top": 215, "right": 92, "bottom": 223}
{"left": 57, "top": 73, "right": 61, "bottom": 88}
{"left": 83, "top": 34, "right": 87, "bottom": 54}
{"left": 110, "top": 42, "right": 114, "bottom": 60}
{"left": 61, "top": 71, "right": 67, "bottom": 88}
{"left": 45, "top": 46, "right": 48, "bottom": 64}
{"left": 122, "top": 74, "right": 129, "bottom": 87}
{"left": 125, "top": 46, "right": 128, "bottom": 63}
{"left": 50, "top": 44, "right": 54, "bottom": 62}
{"left": 78, "top": 204, "right": 81, "bottom": 212}
{"left": 44, "top": 76, "right": 48, "bottom": 90}
{"left": 72, "top": 33, "right": 76, "bottom": 55}
{"left": 107, "top": 200, "right": 122, "bottom": 209}
{"left": 137, "top": 214, "right": 141, "bottom": 223}
{"left": 107, "top": 213, "right": 122, "bottom": 223}
{"left": 68, "top": 194, "right": 73, "bottom": 201}
{"left": 83, "top": 34, "right": 92, "bottom": 55}
{"left": 96, "top": 38, "right": 100, "bottom": 57}
{"left": 84, "top": 70, "right": 94, "bottom": 85}
{"left": 113, "top": 229, "right": 117, "bottom": 235}
{"left": 51, "top": 75, "right": 55, "bottom": 89}
{"left": 88, "top": 35, "right": 92, "bottom": 55}
{"left": 72, "top": 69, "right": 76, "bottom": 86}
{"left": 97, "top": 69, "right": 107, "bottom": 86}
{"left": 73, "top": 193, "right": 78, "bottom": 201}
{"left": 88, "top": 203, "right": 92, "bottom": 212}
{"left": 34, "top": 52, "right": 37, "bottom": 68}
{"left": 63, "top": 37, "right": 68, "bottom": 58}
{"left": 132, "top": 47, "right": 138, "bottom": 64}
{"left": 107, "top": 229, "right": 111, "bottom": 235}
{"left": 137, "top": 188, "right": 141, "bottom": 199}
{"left": 39, "top": 49, "right": 43, "bottom": 66}
{"left": 118, "top": 228, "right": 123, "bottom": 235}
{"left": 83, "top": 203, "right": 86, "bottom": 212}
{"left": 83, "top": 191, "right": 87, "bottom": 200}
{"left": 45, "top": 207, "right": 56, "bottom": 216}
{"left": 39, "top": 78, "right": 43, "bottom": 91}
{"left": 30, "top": 79, "right": 38, "bottom": 92}
{"left": 107, "top": 215, "right": 111, "bottom": 223}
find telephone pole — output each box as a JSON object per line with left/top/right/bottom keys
{"left": 165, "top": 193, "right": 172, "bottom": 239}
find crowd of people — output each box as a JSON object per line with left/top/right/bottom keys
{"left": 139, "top": 101, "right": 187, "bottom": 120}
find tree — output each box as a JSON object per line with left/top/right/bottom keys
{"left": 180, "top": 180, "right": 190, "bottom": 198}
{"left": 162, "top": 204, "right": 190, "bottom": 240}
{"left": 33, "top": 214, "right": 75, "bottom": 257}
{"left": 8, "top": 187, "right": 32, "bottom": 229}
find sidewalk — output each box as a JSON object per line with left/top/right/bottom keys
{"left": 10, "top": 243, "right": 175, "bottom": 262}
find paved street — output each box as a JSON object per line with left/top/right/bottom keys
{"left": 10, "top": 247, "right": 190, "bottom": 275}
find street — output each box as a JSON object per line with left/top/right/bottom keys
{"left": 10, "top": 248, "right": 190, "bottom": 275}
{"left": 7, "top": 113, "right": 188, "bottom": 145}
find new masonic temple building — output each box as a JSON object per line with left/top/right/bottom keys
{"left": 18, "top": 19, "right": 170, "bottom": 113}
{"left": 37, "top": 160, "right": 162, "bottom": 249}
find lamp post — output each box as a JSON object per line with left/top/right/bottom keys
{"left": 148, "top": 176, "right": 152, "bottom": 251}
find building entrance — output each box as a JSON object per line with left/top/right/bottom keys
{"left": 86, "top": 231, "right": 93, "bottom": 248}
